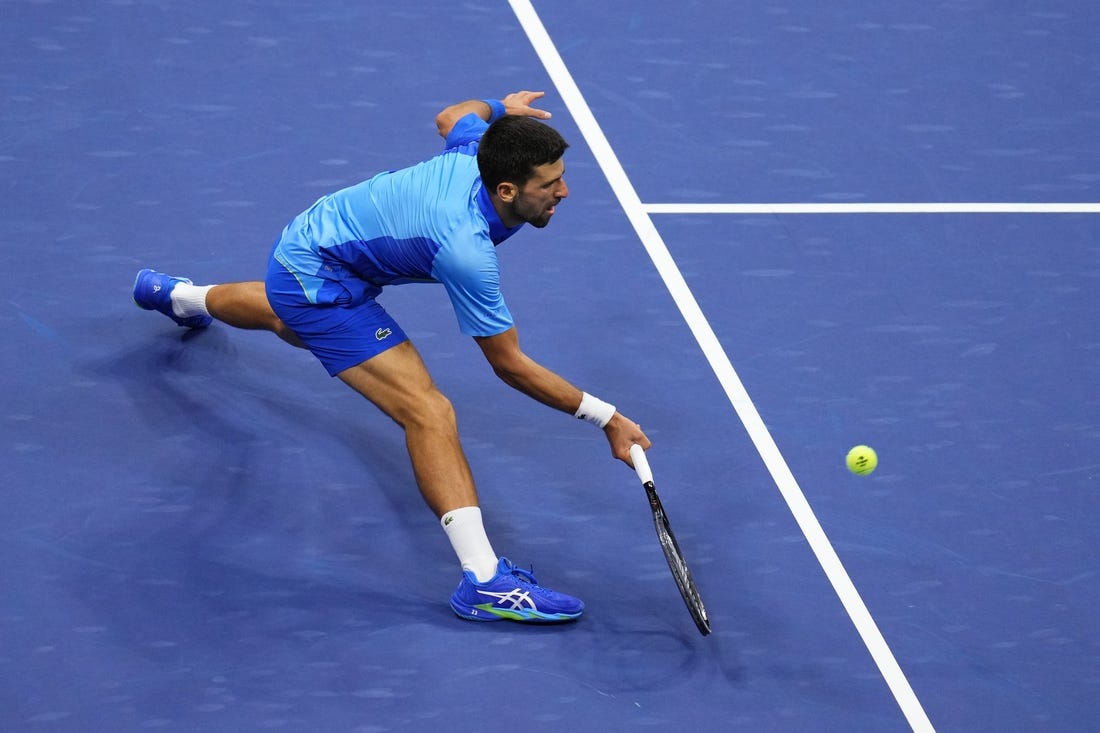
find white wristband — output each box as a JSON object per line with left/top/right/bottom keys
{"left": 574, "top": 392, "right": 616, "bottom": 428}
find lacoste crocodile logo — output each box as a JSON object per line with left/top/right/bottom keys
{"left": 375, "top": 328, "right": 392, "bottom": 341}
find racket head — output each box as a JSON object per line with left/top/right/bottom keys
{"left": 644, "top": 481, "right": 711, "bottom": 636}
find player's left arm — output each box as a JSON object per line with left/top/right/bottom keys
{"left": 475, "top": 327, "right": 650, "bottom": 464}
{"left": 435, "top": 91, "right": 553, "bottom": 139}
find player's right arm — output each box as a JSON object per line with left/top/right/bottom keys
{"left": 475, "top": 327, "right": 650, "bottom": 465}
{"left": 435, "top": 91, "right": 552, "bottom": 139}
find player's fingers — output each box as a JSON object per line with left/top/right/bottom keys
{"left": 615, "top": 436, "right": 648, "bottom": 466}
{"left": 524, "top": 91, "right": 549, "bottom": 116}
{"left": 506, "top": 91, "right": 551, "bottom": 119}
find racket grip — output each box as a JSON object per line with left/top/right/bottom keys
{"left": 630, "top": 444, "right": 653, "bottom": 485}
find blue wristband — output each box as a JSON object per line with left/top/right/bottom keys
{"left": 483, "top": 99, "right": 506, "bottom": 123}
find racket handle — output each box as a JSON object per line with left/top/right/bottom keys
{"left": 630, "top": 444, "right": 653, "bottom": 485}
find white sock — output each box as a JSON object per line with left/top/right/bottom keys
{"left": 440, "top": 506, "right": 499, "bottom": 582}
{"left": 171, "top": 283, "right": 214, "bottom": 319}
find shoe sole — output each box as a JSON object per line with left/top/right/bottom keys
{"left": 450, "top": 601, "right": 583, "bottom": 623}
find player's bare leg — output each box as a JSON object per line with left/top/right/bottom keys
{"left": 206, "top": 282, "right": 304, "bottom": 347}
{"left": 335, "top": 341, "right": 479, "bottom": 517}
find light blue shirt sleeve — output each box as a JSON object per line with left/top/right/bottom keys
{"left": 444, "top": 113, "right": 490, "bottom": 150}
{"left": 430, "top": 223, "right": 514, "bottom": 337}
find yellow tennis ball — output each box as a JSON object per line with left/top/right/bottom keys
{"left": 846, "top": 445, "right": 878, "bottom": 475}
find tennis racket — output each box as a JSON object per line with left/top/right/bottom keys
{"left": 630, "top": 444, "right": 711, "bottom": 636}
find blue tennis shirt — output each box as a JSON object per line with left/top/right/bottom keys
{"left": 272, "top": 113, "right": 523, "bottom": 337}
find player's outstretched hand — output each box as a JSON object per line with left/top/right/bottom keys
{"left": 604, "top": 413, "right": 650, "bottom": 468}
{"left": 503, "top": 90, "right": 552, "bottom": 119}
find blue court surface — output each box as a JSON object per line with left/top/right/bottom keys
{"left": 3, "top": 2, "right": 1098, "bottom": 731}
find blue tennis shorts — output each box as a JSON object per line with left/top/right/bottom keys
{"left": 265, "top": 256, "right": 408, "bottom": 377}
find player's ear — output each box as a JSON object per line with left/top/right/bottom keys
{"left": 495, "top": 181, "right": 518, "bottom": 203}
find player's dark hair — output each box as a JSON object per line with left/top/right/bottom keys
{"left": 477, "top": 116, "right": 569, "bottom": 192}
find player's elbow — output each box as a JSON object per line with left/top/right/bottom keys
{"left": 435, "top": 108, "right": 460, "bottom": 138}
{"left": 476, "top": 328, "right": 528, "bottom": 387}
{"left": 490, "top": 361, "right": 523, "bottom": 390}
{"left": 486, "top": 352, "right": 528, "bottom": 390}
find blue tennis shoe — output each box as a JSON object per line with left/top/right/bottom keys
{"left": 133, "top": 268, "right": 212, "bottom": 328}
{"left": 450, "top": 557, "right": 584, "bottom": 623}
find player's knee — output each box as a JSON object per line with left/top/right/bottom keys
{"left": 422, "top": 389, "right": 458, "bottom": 429}
{"left": 396, "top": 388, "right": 457, "bottom": 433}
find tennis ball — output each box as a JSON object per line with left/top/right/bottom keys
{"left": 846, "top": 445, "right": 878, "bottom": 475}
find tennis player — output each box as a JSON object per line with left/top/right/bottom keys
{"left": 133, "top": 90, "right": 650, "bottom": 623}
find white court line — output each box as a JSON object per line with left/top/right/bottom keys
{"left": 645, "top": 202, "right": 1100, "bottom": 214}
{"left": 509, "top": 2, "right": 936, "bottom": 731}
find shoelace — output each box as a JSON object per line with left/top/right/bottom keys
{"left": 504, "top": 562, "right": 538, "bottom": 587}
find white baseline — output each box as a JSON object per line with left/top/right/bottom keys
{"left": 509, "top": 1, "right": 936, "bottom": 732}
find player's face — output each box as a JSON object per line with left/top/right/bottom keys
{"left": 512, "top": 159, "right": 568, "bottom": 229}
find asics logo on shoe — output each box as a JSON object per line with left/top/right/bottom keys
{"left": 375, "top": 327, "right": 392, "bottom": 340}
{"left": 478, "top": 588, "right": 537, "bottom": 611}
